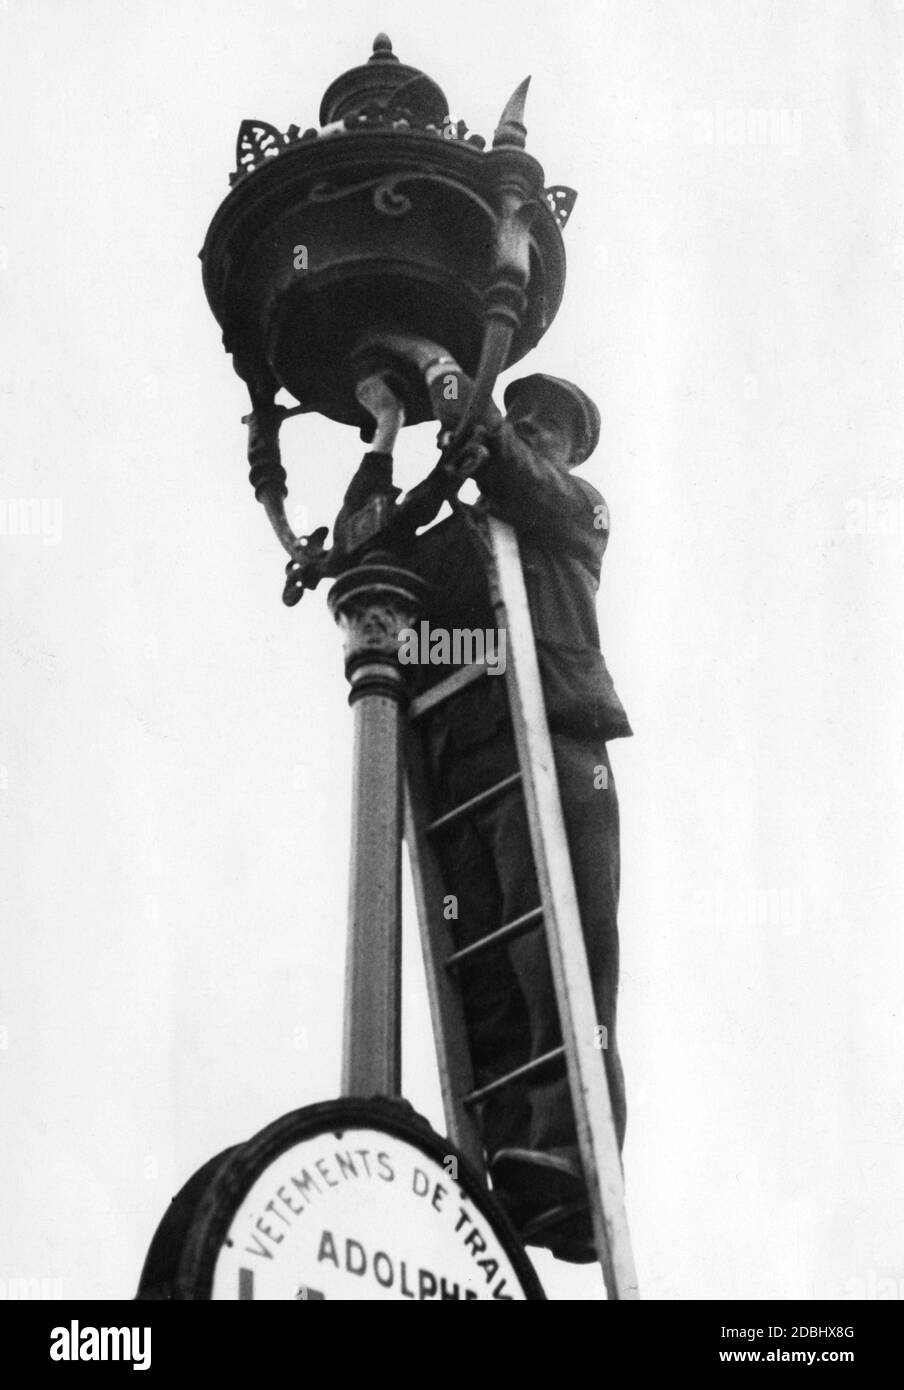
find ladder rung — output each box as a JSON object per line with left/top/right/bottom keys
{"left": 463, "top": 1046, "right": 566, "bottom": 1107}
{"left": 446, "top": 907, "right": 543, "bottom": 969}
{"left": 408, "top": 664, "right": 489, "bottom": 720}
{"left": 426, "top": 772, "right": 522, "bottom": 834}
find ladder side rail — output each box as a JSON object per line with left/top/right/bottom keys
{"left": 403, "top": 725, "right": 488, "bottom": 1176}
{"left": 487, "top": 513, "right": 639, "bottom": 1301}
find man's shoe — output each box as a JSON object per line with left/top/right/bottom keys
{"left": 490, "top": 1147, "right": 585, "bottom": 1220}
{"left": 490, "top": 1150, "right": 599, "bottom": 1264}
{"left": 520, "top": 1200, "right": 598, "bottom": 1265}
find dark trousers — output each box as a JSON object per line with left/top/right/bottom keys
{"left": 433, "top": 724, "right": 626, "bottom": 1164}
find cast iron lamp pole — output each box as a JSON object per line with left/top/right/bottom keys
{"left": 328, "top": 552, "right": 426, "bottom": 1095}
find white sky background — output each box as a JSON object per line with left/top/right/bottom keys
{"left": 1, "top": 0, "right": 903, "bottom": 1302}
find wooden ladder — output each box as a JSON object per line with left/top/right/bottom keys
{"left": 403, "top": 510, "right": 639, "bottom": 1300}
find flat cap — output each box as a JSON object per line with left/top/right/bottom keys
{"left": 503, "top": 374, "right": 601, "bottom": 463}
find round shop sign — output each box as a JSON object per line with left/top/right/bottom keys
{"left": 137, "top": 1098, "right": 544, "bottom": 1301}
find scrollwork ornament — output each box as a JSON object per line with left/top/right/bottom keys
{"left": 334, "top": 599, "right": 415, "bottom": 665}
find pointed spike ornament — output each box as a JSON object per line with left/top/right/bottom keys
{"left": 492, "top": 75, "right": 531, "bottom": 149}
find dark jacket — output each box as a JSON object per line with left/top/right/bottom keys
{"left": 403, "top": 420, "right": 633, "bottom": 753}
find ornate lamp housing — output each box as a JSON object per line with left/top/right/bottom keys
{"left": 200, "top": 34, "right": 577, "bottom": 437}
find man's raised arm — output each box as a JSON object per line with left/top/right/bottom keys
{"left": 473, "top": 418, "right": 607, "bottom": 562}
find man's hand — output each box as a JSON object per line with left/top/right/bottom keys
{"left": 440, "top": 423, "right": 492, "bottom": 480}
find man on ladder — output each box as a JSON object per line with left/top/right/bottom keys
{"left": 333, "top": 336, "right": 633, "bottom": 1265}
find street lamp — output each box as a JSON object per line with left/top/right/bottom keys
{"left": 198, "top": 33, "right": 577, "bottom": 1097}
{"left": 136, "top": 33, "right": 585, "bottom": 1303}
{"left": 200, "top": 33, "right": 574, "bottom": 593}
